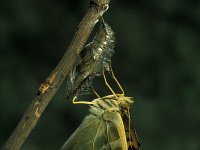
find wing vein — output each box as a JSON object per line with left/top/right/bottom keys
{"left": 92, "top": 118, "right": 103, "bottom": 149}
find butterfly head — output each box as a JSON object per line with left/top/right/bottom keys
{"left": 115, "top": 94, "right": 133, "bottom": 109}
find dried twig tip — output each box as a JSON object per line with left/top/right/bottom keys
{"left": 89, "top": 0, "right": 110, "bottom": 15}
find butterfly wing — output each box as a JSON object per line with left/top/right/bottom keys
{"left": 122, "top": 110, "right": 141, "bottom": 150}
{"left": 61, "top": 112, "right": 127, "bottom": 150}
{"left": 103, "top": 110, "right": 128, "bottom": 150}
{"left": 61, "top": 114, "right": 107, "bottom": 150}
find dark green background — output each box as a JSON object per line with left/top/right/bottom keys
{"left": 1, "top": 0, "right": 200, "bottom": 149}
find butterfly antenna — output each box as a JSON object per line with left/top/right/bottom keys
{"left": 103, "top": 66, "right": 117, "bottom": 99}
{"left": 109, "top": 61, "right": 125, "bottom": 95}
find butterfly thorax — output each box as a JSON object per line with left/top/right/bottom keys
{"left": 89, "top": 94, "right": 133, "bottom": 117}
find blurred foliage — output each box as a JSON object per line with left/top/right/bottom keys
{"left": 0, "top": 0, "right": 200, "bottom": 149}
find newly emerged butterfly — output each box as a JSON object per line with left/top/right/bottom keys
{"left": 61, "top": 95, "right": 132, "bottom": 150}
{"left": 62, "top": 64, "right": 141, "bottom": 150}
{"left": 66, "top": 18, "right": 115, "bottom": 98}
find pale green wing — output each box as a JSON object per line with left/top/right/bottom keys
{"left": 103, "top": 110, "right": 128, "bottom": 150}
{"left": 122, "top": 112, "right": 141, "bottom": 150}
{"left": 61, "top": 114, "right": 106, "bottom": 150}
{"left": 61, "top": 112, "right": 124, "bottom": 150}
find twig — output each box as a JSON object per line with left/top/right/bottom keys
{"left": 2, "top": 0, "right": 111, "bottom": 149}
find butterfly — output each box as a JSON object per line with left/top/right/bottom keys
{"left": 66, "top": 18, "right": 115, "bottom": 99}
{"left": 62, "top": 64, "right": 141, "bottom": 150}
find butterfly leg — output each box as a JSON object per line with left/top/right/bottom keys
{"left": 102, "top": 66, "right": 117, "bottom": 99}
{"left": 109, "top": 61, "right": 125, "bottom": 95}
{"left": 72, "top": 96, "right": 94, "bottom": 105}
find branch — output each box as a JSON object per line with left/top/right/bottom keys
{"left": 2, "top": 0, "right": 111, "bottom": 150}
